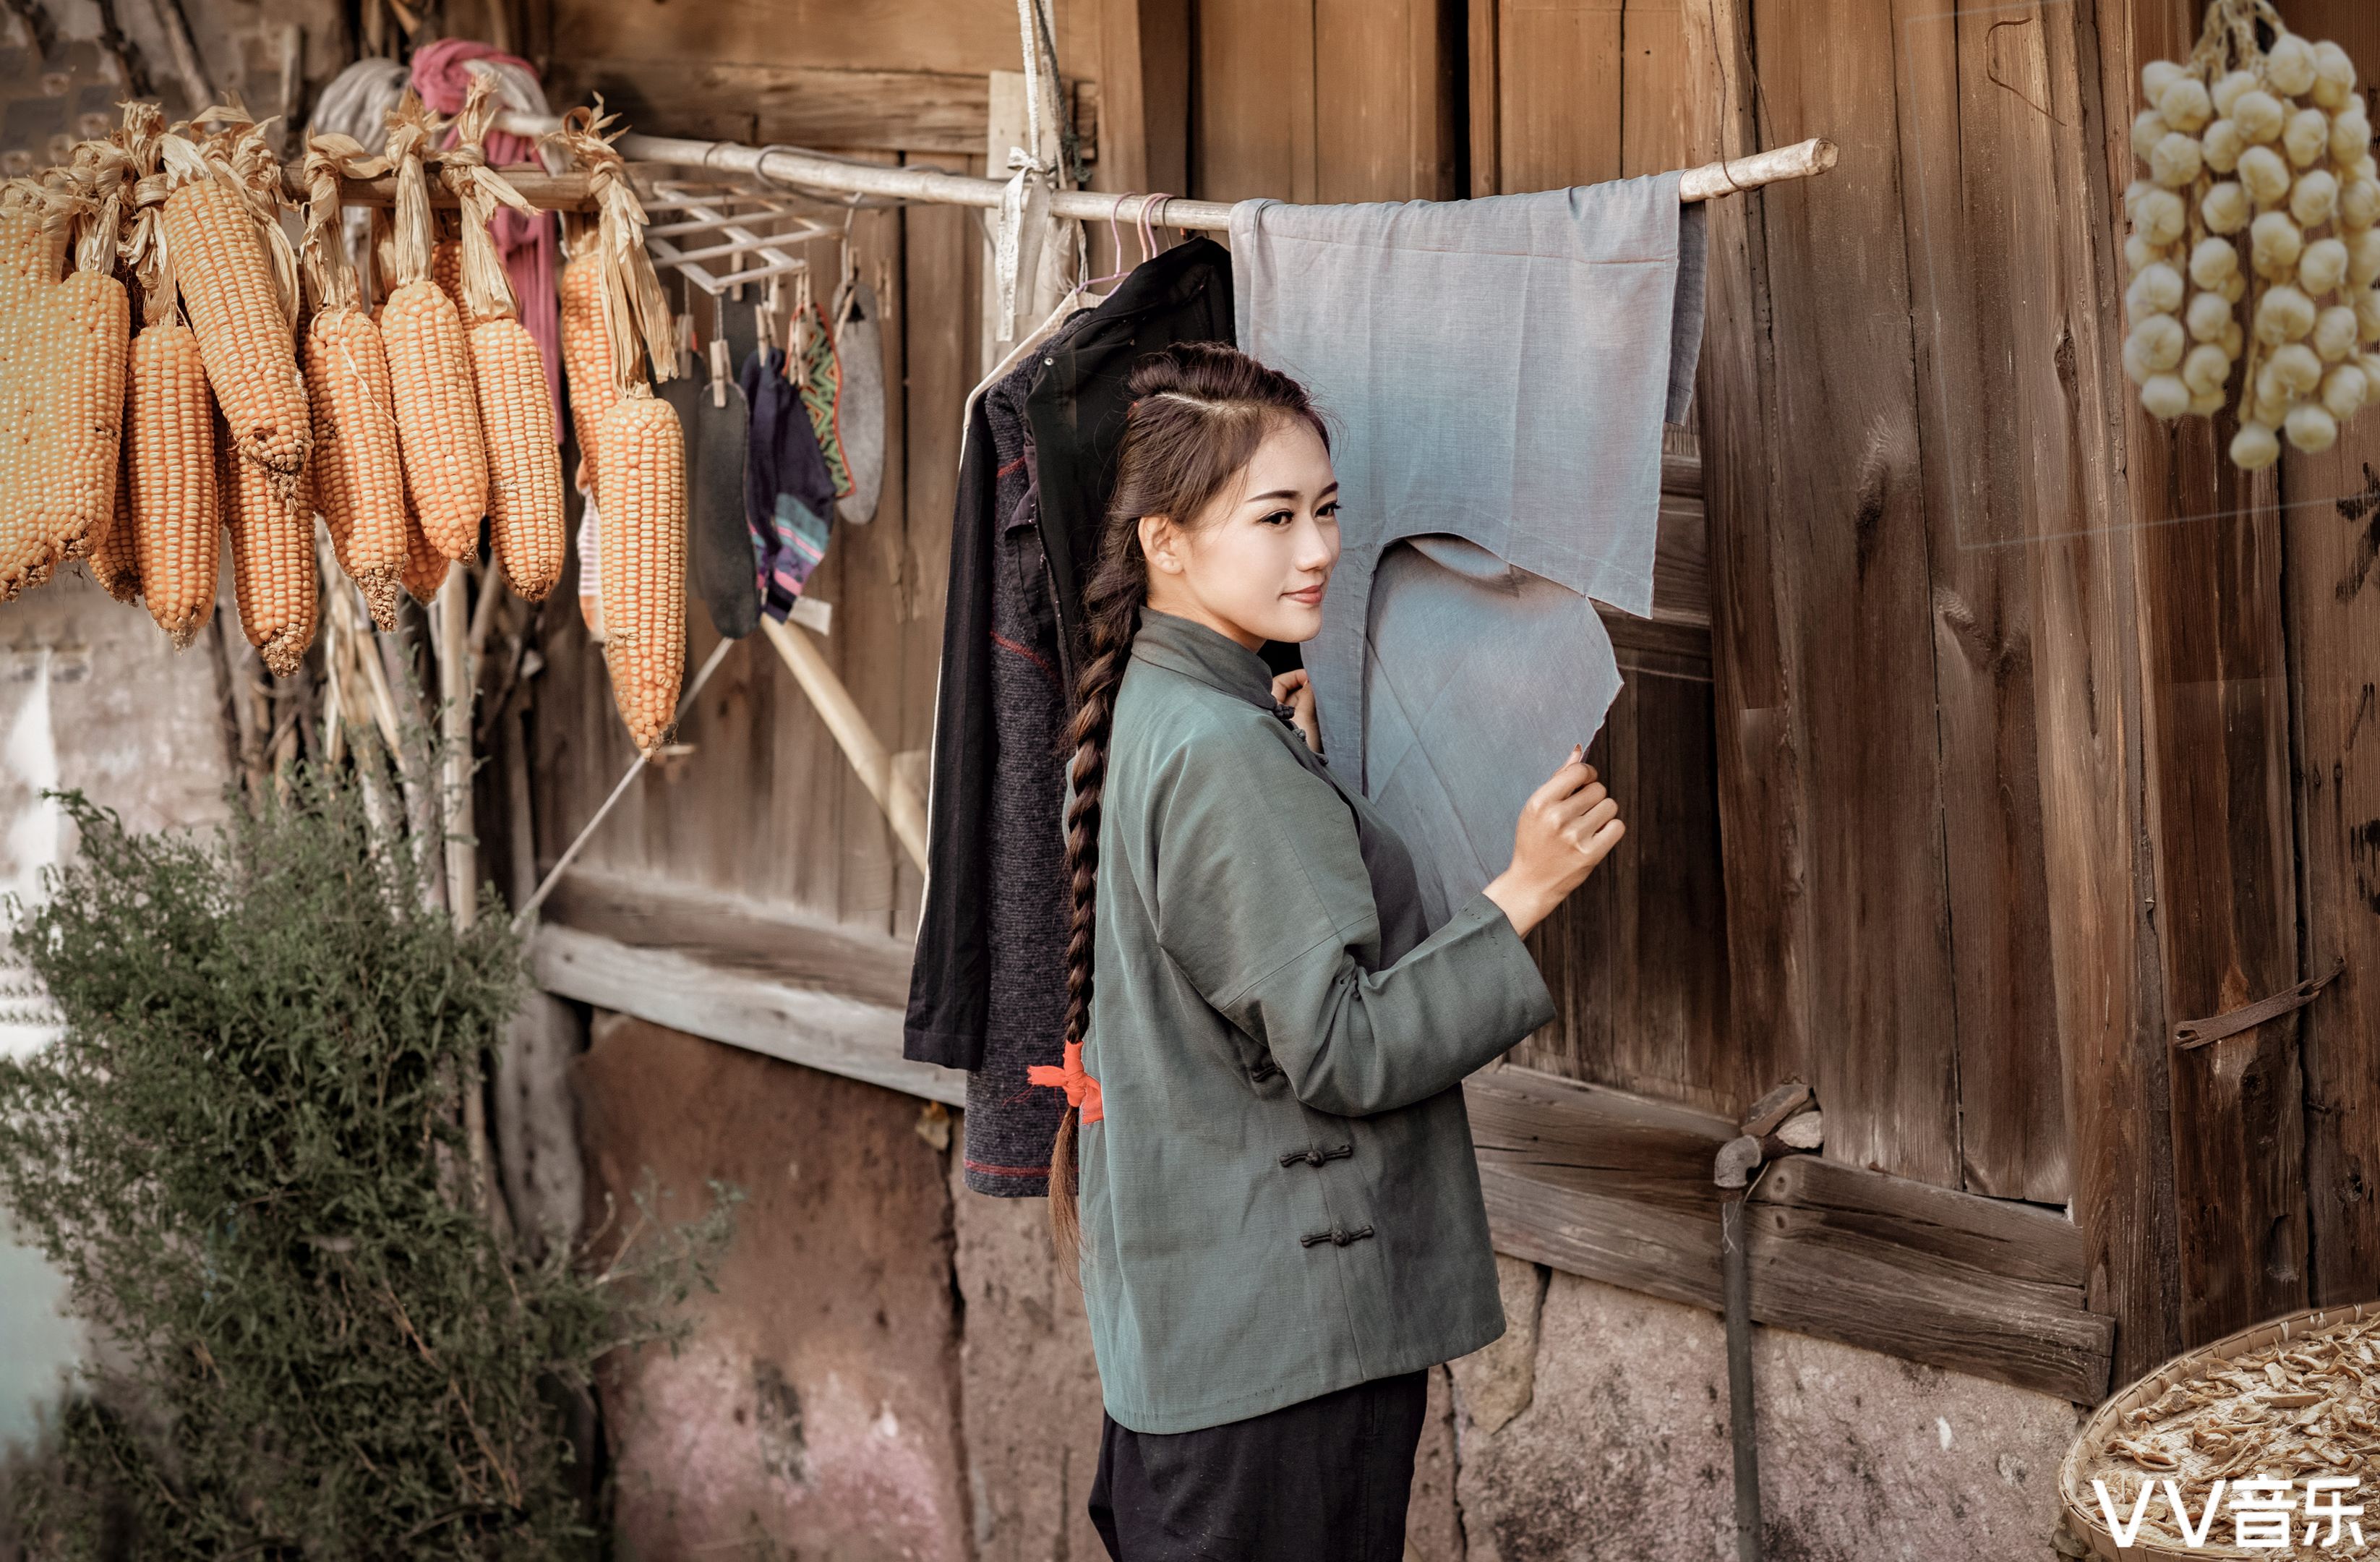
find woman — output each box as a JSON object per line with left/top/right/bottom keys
{"left": 1032, "top": 343, "right": 1623, "bottom": 1561}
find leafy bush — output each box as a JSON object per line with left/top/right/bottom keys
{"left": 0, "top": 774, "right": 732, "bottom": 1559}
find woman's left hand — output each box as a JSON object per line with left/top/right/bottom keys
{"left": 1271, "top": 670, "right": 1322, "bottom": 756}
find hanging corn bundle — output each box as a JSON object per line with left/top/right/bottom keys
{"left": 380, "top": 92, "right": 489, "bottom": 560}
{"left": 57, "top": 121, "right": 135, "bottom": 597}
{"left": 119, "top": 115, "right": 219, "bottom": 646}
{"left": 562, "top": 103, "right": 685, "bottom": 751}
{"left": 299, "top": 133, "right": 408, "bottom": 628}
{"left": 445, "top": 74, "right": 565, "bottom": 601}
{"left": 157, "top": 116, "right": 308, "bottom": 485}
{"left": 2124, "top": 0, "right": 2380, "bottom": 469}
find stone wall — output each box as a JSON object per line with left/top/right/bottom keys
{"left": 575, "top": 1028, "right": 2088, "bottom": 1562}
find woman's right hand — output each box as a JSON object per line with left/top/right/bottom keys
{"left": 1482, "top": 746, "right": 1624, "bottom": 937}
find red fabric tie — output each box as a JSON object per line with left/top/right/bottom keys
{"left": 1027, "top": 1040, "right": 1103, "bottom": 1124}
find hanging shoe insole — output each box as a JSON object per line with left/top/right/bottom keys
{"left": 832, "top": 277, "right": 886, "bottom": 525}
{"left": 674, "top": 370, "right": 759, "bottom": 640}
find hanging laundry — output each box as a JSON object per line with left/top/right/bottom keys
{"left": 1229, "top": 177, "right": 1706, "bottom": 925}
{"left": 905, "top": 239, "right": 1235, "bottom": 1200}
{"left": 740, "top": 343, "right": 839, "bottom": 623}
{"left": 672, "top": 346, "right": 756, "bottom": 641}
{"left": 831, "top": 274, "right": 886, "bottom": 524}
{"left": 795, "top": 300, "right": 852, "bottom": 500}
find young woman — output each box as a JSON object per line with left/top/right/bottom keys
{"left": 1031, "top": 343, "right": 1624, "bottom": 1561}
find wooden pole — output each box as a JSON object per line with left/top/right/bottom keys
{"left": 759, "top": 618, "right": 929, "bottom": 873}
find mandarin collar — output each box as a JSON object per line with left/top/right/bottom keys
{"left": 1130, "top": 609, "right": 1287, "bottom": 718}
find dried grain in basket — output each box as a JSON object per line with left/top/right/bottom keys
{"left": 2061, "top": 1302, "right": 2380, "bottom": 1559}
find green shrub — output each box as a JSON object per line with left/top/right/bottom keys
{"left": 0, "top": 774, "right": 732, "bottom": 1560}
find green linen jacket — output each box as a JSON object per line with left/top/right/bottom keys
{"left": 1077, "top": 608, "right": 1559, "bottom": 1434}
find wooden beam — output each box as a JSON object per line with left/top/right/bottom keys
{"left": 1095, "top": 0, "right": 1190, "bottom": 199}
{"left": 281, "top": 168, "right": 594, "bottom": 211}
{"left": 1468, "top": 1067, "right": 2114, "bottom": 1403}
{"left": 532, "top": 923, "right": 961, "bottom": 1108}
{"left": 2272, "top": 0, "right": 2380, "bottom": 1317}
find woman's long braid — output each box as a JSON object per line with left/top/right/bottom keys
{"left": 1039, "top": 342, "right": 1330, "bottom": 1265}
{"left": 1045, "top": 551, "right": 1146, "bottom": 1260}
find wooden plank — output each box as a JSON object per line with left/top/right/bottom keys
{"left": 540, "top": 866, "right": 913, "bottom": 1008}
{"left": 532, "top": 923, "right": 964, "bottom": 1108}
{"left": 1194, "top": 0, "right": 1319, "bottom": 202}
{"left": 1497, "top": 0, "right": 1622, "bottom": 192}
{"left": 1468, "top": 0, "right": 1501, "bottom": 195}
{"left": 1619, "top": 0, "right": 1688, "bottom": 179}
{"left": 1314, "top": 0, "right": 1462, "bottom": 202}
{"left": 1748, "top": 0, "right": 1961, "bottom": 1187}
{"left": 2090, "top": 0, "right": 2308, "bottom": 1349}
{"left": 1679, "top": 0, "right": 1807, "bottom": 1128}
{"left": 546, "top": 0, "right": 1090, "bottom": 80}
{"left": 1466, "top": 1067, "right": 2113, "bottom": 1401}
{"left": 2273, "top": 0, "right": 2380, "bottom": 1316}
{"left": 1092, "top": 0, "right": 1192, "bottom": 274}
{"left": 1886, "top": 1, "right": 2071, "bottom": 1202}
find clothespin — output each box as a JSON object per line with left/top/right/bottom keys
{"left": 673, "top": 312, "right": 695, "bottom": 380}
{"left": 709, "top": 336, "right": 731, "bottom": 409}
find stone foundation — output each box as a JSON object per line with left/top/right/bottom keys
{"left": 578, "top": 1030, "right": 2084, "bottom": 1561}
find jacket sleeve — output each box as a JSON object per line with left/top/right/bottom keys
{"left": 903, "top": 402, "right": 1001, "bottom": 1068}
{"left": 1150, "top": 725, "right": 1555, "bottom": 1117}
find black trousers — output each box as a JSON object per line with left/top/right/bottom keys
{"left": 1087, "top": 1370, "right": 1430, "bottom": 1561}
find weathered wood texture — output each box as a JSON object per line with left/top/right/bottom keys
{"left": 1468, "top": 1066, "right": 2113, "bottom": 1403}
{"left": 2276, "top": 0, "right": 2380, "bottom": 1311}
{"left": 533, "top": 151, "right": 961, "bottom": 937}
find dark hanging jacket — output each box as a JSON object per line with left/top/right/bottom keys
{"left": 907, "top": 239, "right": 1236, "bottom": 1192}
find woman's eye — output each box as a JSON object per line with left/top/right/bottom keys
{"left": 1317, "top": 502, "right": 1340, "bottom": 520}
{"left": 1259, "top": 509, "right": 1293, "bottom": 526}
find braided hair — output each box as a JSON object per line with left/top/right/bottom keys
{"left": 1047, "top": 342, "right": 1329, "bottom": 1261}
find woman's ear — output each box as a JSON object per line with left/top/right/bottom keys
{"left": 1139, "top": 513, "right": 1181, "bottom": 574}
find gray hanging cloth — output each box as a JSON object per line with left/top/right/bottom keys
{"left": 1230, "top": 174, "right": 1707, "bottom": 926}
{"left": 832, "top": 275, "right": 886, "bottom": 524}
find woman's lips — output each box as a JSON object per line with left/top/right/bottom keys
{"left": 1284, "top": 584, "right": 1325, "bottom": 605}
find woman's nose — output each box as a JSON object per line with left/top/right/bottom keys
{"left": 1293, "top": 516, "right": 1337, "bottom": 571}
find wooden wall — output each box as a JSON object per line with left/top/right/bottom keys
{"left": 518, "top": 0, "right": 2380, "bottom": 1385}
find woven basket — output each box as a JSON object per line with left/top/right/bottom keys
{"left": 2060, "top": 1302, "right": 2380, "bottom": 1560}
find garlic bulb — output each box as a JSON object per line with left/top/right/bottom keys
{"left": 2234, "top": 90, "right": 2287, "bottom": 144}
{"left": 2188, "top": 289, "right": 2235, "bottom": 342}
{"left": 2252, "top": 210, "right": 2306, "bottom": 276}
{"left": 2256, "top": 283, "right": 2317, "bottom": 344}
{"left": 2202, "top": 117, "right": 2247, "bottom": 174}
{"left": 2189, "top": 386, "right": 2229, "bottom": 416}
{"left": 2358, "top": 288, "right": 2380, "bottom": 343}
{"left": 2272, "top": 341, "right": 2324, "bottom": 394}
{"left": 2137, "top": 187, "right": 2187, "bottom": 244}
{"left": 2144, "top": 59, "right": 2188, "bottom": 102}
{"left": 2161, "top": 77, "right": 2214, "bottom": 135}
{"left": 2340, "top": 178, "right": 2380, "bottom": 232}
{"left": 2189, "top": 236, "right": 2239, "bottom": 290}
{"left": 2316, "top": 304, "right": 2362, "bottom": 361}
{"left": 2127, "top": 262, "right": 2186, "bottom": 320}
{"left": 2125, "top": 315, "right": 2186, "bottom": 382}
{"left": 2152, "top": 132, "right": 2205, "bottom": 187}
{"left": 2287, "top": 401, "right": 2340, "bottom": 451}
{"left": 2133, "top": 108, "right": 2172, "bottom": 160}
{"left": 2332, "top": 106, "right": 2371, "bottom": 165}
{"left": 2350, "top": 228, "right": 2380, "bottom": 286}
{"left": 2238, "top": 144, "right": 2293, "bottom": 206}
{"left": 2204, "top": 180, "right": 2251, "bottom": 234}
{"left": 2293, "top": 168, "right": 2341, "bottom": 226}
{"left": 2233, "top": 422, "right": 2282, "bottom": 469}
{"left": 2285, "top": 106, "right": 2333, "bottom": 168}
{"left": 2213, "top": 69, "right": 2258, "bottom": 118}
{"left": 2182, "top": 342, "right": 2233, "bottom": 395}
{"left": 2302, "top": 236, "right": 2350, "bottom": 295}
{"left": 2324, "top": 362, "right": 2368, "bottom": 418}
{"left": 2314, "top": 41, "right": 2359, "bottom": 109}
{"left": 2267, "top": 34, "right": 2319, "bottom": 98}
{"left": 2141, "top": 374, "right": 2192, "bottom": 419}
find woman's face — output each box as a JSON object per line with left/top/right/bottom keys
{"left": 1139, "top": 418, "right": 1340, "bottom": 650}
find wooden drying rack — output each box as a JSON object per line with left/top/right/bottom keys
{"left": 401, "top": 123, "right": 1840, "bottom": 881}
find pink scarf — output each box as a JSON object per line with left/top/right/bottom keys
{"left": 411, "top": 38, "right": 562, "bottom": 438}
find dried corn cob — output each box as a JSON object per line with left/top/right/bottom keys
{"left": 48, "top": 137, "right": 132, "bottom": 564}
{"left": 298, "top": 135, "right": 407, "bottom": 629}
{"left": 560, "top": 249, "right": 631, "bottom": 500}
{"left": 380, "top": 93, "right": 487, "bottom": 560}
{"left": 564, "top": 101, "right": 686, "bottom": 750}
{"left": 120, "top": 124, "right": 220, "bottom": 646}
{"left": 158, "top": 123, "right": 308, "bottom": 481}
{"left": 432, "top": 236, "right": 464, "bottom": 315}
{"left": 445, "top": 74, "right": 565, "bottom": 600}
{"left": 218, "top": 406, "right": 319, "bottom": 676}
{"left": 0, "top": 180, "right": 73, "bottom": 599}
{"left": 597, "top": 390, "right": 686, "bottom": 749}
{"left": 400, "top": 487, "right": 447, "bottom": 604}
{"left": 89, "top": 435, "right": 139, "bottom": 602}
